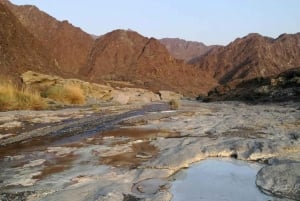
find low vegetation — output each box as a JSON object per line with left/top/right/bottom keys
{"left": 43, "top": 84, "right": 85, "bottom": 105}
{"left": 0, "top": 79, "right": 86, "bottom": 111}
{"left": 0, "top": 81, "right": 46, "bottom": 111}
{"left": 169, "top": 99, "right": 180, "bottom": 110}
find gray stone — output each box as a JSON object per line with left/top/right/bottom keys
{"left": 256, "top": 163, "right": 300, "bottom": 200}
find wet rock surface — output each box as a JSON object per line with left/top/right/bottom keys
{"left": 0, "top": 100, "right": 299, "bottom": 200}
{"left": 256, "top": 163, "right": 300, "bottom": 200}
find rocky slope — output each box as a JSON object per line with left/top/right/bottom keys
{"left": 1, "top": 1, "right": 217, "bottom": 96}
{"left": 159, "top": 38, "right": 216, "bottom": 62}
{"left": 3, "top": 0, "right": 300, "bottom": 97}
{"left": 81, "top": 30, "right": 217, "bottom": 96}
{"left": 2, "top": 0, "right": 95, "bottom": 75}
{"left": 0, "top": 3, "right": 59, "bottom": 80}
{"left": 202, "top": 67, "right": 300, "bottom": 102}
{"left": 193, "top": 33, "right": 300, "bottom": 85}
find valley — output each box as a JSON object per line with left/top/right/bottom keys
{"left": 0, "top": 1, "right": 299, "bottom": 201}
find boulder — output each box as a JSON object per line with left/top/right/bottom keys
{"left": 21, "top": 71, "right": 114, "bottom": 101}
{"left": 158, "top": 90, "right": 183, "bottom": 101}
{"left": 21, "top": 71, "right": 60, "bottom": 88}
{"left": 256, "top": 163, "right": 300, "bottom": 200}
{"left": 111, "top": 88, "right": 160, "bottom": 105}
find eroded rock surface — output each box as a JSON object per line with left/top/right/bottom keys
{"left": 256, "top": 163, "right": 300, "bottom": 200}
{"left": 22, "top": 71, "right": 161, "bottom": 105}
{"left": 0, "top": 101, "right": 299, "bottom": 201}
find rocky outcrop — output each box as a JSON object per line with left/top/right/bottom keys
{"left": 159, "top": 38, "right": 217, "bottom": 62}
{"left": 111, "top": 88, "right": 160, "bottom": 105}
{"left": 158, "top": 90, "right": 183, "bottom": 101}
{"left": 203, "top": 67, "right": 300, "bottom": 102}
{"left": 21, "top": 71, "right": 160, "bottom": 105}
{"left": 193, "top": 33, "right": 300, "bottom": 85}
{"left": 256, "top": 163, "right": 300, "bottom": 200}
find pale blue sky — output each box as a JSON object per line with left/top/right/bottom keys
{"left": 10, "top": 0, "right": 300, "bottom": 45}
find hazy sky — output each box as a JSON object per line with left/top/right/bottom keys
{"left": 10, "top": 0, "right": 300, "bottom": 45}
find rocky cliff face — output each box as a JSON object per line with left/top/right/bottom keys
{"left": 2, "top": 0, "right": 94, "bottom": 75}
{"left": 81, "top": 30, "right": 217, "bottom": 96}
{"left": 193, "top": 33, "right": 300, "bottom": 84}
{"left": 0, "top": 3, "right": 58, "bottom": 80}
{"left": 159, "top": 38, "right": 216, "bottom": 62}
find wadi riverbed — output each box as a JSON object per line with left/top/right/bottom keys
{"left": 0, "top": 100, "right": 299, "bottom": 201}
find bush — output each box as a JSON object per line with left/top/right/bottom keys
{"left": 0, "top": 82, "right": 46, "bottom": 111}
{"left": 169, "top": 99, "right": 180, "bottom": 110}
{"left": 44, "top": 84, "right": 85, "bottom": 105}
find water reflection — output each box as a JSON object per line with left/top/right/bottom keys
{"left": 171, "top": 159, "right": 272, "bottom": 201}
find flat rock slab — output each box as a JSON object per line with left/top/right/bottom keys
{"left": 256, "top": 163, "right": 300, "bottom": 200}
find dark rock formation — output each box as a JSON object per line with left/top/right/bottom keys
{"left": 202, "top": 67, "right": 300, "bottom": 102}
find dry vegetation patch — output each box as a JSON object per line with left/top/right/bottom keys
{"left": 0, "top": 79, "right": 85, "bottom": 111}
{"left": 43, "top": 84, "right": 85, "bottom": 105}
{"left": 169, "top": 99, "right": 180, "bottom": 110}
{"left": 0, "top": 81, "right": 46, "bottom": 111}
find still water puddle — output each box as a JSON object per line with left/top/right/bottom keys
{"left": 171, "top": 159, "right": 273, "bottom": 201}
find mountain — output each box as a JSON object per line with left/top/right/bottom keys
{"left": 159, "top": 38, "right": 216, "bottom": 62}
{"left": 81, "top": 30, "right": 217, "bottom": 96}
{"left": 1, "top": 1, "right": 217, "bottom": 96}
{"left": 2, "top": 0, "right": 94, "bottom": 75}
{"left": 193, "top": 33, "right": 300, "bottom": 85}
{"left": 0, "top": 2, "right": 59, "bottom": 80}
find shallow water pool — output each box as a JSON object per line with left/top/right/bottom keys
{"left": 171, "top": 158, "right": 272, "bottom": 201}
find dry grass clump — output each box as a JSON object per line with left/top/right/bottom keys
{"left": 169, "top": 99, "right": 180, "bottom": 110}
{"left": 44, "top": 84, "right": 85, "bottom": 105}
{"left": 0, "top": 82, "right": 47, "bottom": 111}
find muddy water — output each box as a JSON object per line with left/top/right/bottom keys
{"left": 171, "top": 159, "right": 272, "bottom": 201}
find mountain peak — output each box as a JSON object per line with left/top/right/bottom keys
{"left": 159, "top": 38, "right": 217, "bottom": 62}
{"left": 195, "top": 32, "right": 300, "bottom": 85}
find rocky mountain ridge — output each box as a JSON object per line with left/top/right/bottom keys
{"left": 0, "top": 0, "right": 217, "bottom": 96}
{"left": 0, "top": 3, "right": 59, "bottom": 80}
{"left": 159, "top": 38, "right": 217, "bottom": 62}
{"left": 1, "top": 0, "right": 300, "bottom": 98}
{"left": 81, "top": 30, "right": 217, "bottom": 95}
{"left": 192, "top": 33, "right": 300, "bottom": 85}
{"left": 2, "top": 0, "right": 95, "bottom": 75}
